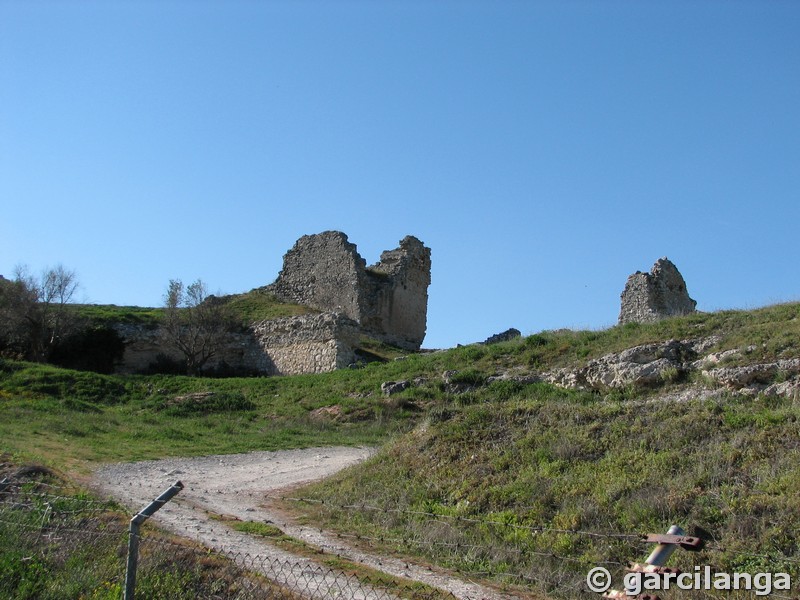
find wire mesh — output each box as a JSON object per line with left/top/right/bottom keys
{"left": 3, "top": 477, "right": 798, "bottom": 599}
{"left": 0, "top": 480, "right": 458, "bottom": 599}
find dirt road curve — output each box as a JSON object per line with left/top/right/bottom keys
{"left": 94, "top": 447, "right": 522, "bottom": 600}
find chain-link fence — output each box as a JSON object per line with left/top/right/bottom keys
{"left": 4, "top": 469, "right": 797, "bottom": 600}
{"left": 0, "top": 471, "right": 456, "bottom": 599}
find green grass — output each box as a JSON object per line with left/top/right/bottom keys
{"left": 71, "top": 294, "right": 800, "bottom": 374}
{"left": 0, "top": 466, "right": 285, "bottom": 600}
{"left": 0, "top": 360, "right": 425, "bottom": 471}
{"left": 71, "top": 304, "right": 164, "bottom": 327}
{"left": 3, "top": 302, "right": 799, "bottom": 472}
{"left": 220, "top": 288, "right": 313, "bottom": 324}
{"left": 72, "top": 288, "right": 312, "bottom": 330}
{"left": 291, "top": 384, "right": 800, "bottom": 597}
{"left": 442, "top": 302, "right": 800, "bottom": 373}
{"left": 2, "top": 302, "right": 800, "bottom": 598}
{"left": 264, "top": 302, "right": 800, "bottom": 598}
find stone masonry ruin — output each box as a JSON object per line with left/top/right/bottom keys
{"left": 267, "top": 231, "right": 432, "bottom": 351}
{"left": 250, "top": 312, "right": 361, "bottom": 375}
{"left": 618, "top": 257, "right": 697, "bottom": 324}
{"left": 113, "top": 232, "right": 431, "bottom": 376}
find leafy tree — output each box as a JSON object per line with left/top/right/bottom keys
{"left": 0, "top": 265, "right": 79, "bottom": 361}
{"left": 161, "top": 279, "right": 235, "bottom": 376}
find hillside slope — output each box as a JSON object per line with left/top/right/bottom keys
{"left": 1, "top": 302, "right": 799, "bottom": 598}
{"left": 287, "top": 303, "right": 800, "bottom": 598}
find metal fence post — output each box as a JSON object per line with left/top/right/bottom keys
{"left": 602, "top": 524, "right": 705, "bottom": 600}
{"left": 124, "top": 480, "right": 184, "bottom": 600}
{"left": 644, "top": 524, "right": 685, "bottom": 567}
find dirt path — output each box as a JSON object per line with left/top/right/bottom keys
{"left": 93, "top": 447, "right": 523, "bottom": 600}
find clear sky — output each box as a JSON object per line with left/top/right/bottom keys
{"left": 1, "top": 1, "right": 798, "bottom": 349}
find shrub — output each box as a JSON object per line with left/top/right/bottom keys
{"left": 446, "top": 368, "right": 487, "bottom": 386}
{"left": 525, "top": 333, "right": 549, "bottom": 348}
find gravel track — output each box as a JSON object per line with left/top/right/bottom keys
{"left": 93, "top": 447, "right": 523, "bottom": 600}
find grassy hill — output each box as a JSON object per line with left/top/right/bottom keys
{"left": 287, "top": 303, "right": 800, "bottom": 597}
{"left": 1, "top": 302, "right": 799, "bottom": 598}
{"left": 72, "top": 287, "right": 313, "bottom": 328}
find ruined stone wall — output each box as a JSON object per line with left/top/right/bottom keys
{"left": 267, "top": 232, "right": 367, "bottom": 323}
{"left": 112, "top": 324, "right": 171, "bottom": 374}
{"left": 113, "top": 313, "right": 358, "bottom": 376}
{"left": 362, "top": 236, "right": 431, "bottom": 349}
{"left": 250, "top": 313, "right": 359, "bottom": 375}
{"left": 111, "top": 231, "right": 430, "bottom": 375}
{"left": 112, "top": 324, "right": 269, "bottom": 375}
{"left": 268, "top": 231, "right": 431, "bottom": 350}
{"left": 619, "top": 258, "right": 697, "bottom": 324}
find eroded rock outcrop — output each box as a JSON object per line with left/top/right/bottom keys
{"left": 541, "top": 337, "right": 800, "bottom": 400}
{"left": 701, "top": 358, "right": 800, "bottom": 398}
{"left": 381, "top": 380, "right": 411, "bottom": 397}
{"left": 543, "top": 338, "right": 708, "bottom": 392}
{"left": 619, "top": 258, "right": 697, "bottom": 325}
{"left": 366, "top": 333, "right": 799, "bottom": 402}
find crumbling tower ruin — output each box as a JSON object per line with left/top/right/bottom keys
{"left": 267, "top": 231, "right": 366, "bottom": 322}
{"left": 618, "top": 257, "right": 697, "bottom": 325}
{"left": 268, "top": 231, "right": 431, "bottom": 350}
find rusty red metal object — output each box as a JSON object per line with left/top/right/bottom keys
{"left": 644, "top": 533, "right": 705, "bottom": 551}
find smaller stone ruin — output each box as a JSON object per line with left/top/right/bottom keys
{"left": 618, "top": 258, "right": 697, "bottom": 325}
{"left": 482, "top": 328, "right": 522, "bottom": 345}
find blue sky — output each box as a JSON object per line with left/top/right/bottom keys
{"left": 1, "top": 1, "right": 798, "bottom": 349}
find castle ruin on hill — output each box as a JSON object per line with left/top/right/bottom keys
{"left": 115, "top": 232, "right": 432, "bottom": 376}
